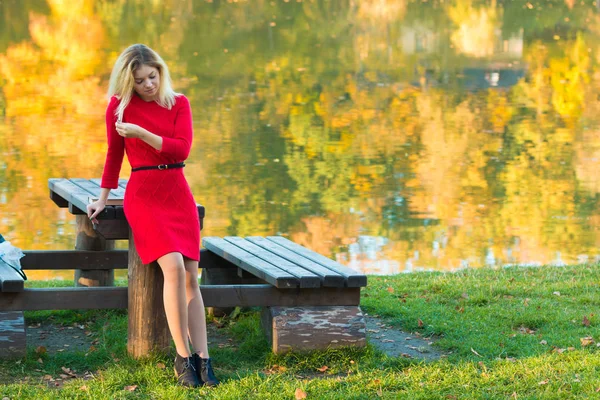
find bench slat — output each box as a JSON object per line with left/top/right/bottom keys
{"left": 245, "top": 236, "right": 345, "bottom": 287}
{"left": 224, "top": 237, "right": 321, "bottom": 288}
{"left": 88, "top": 179, "right": 127, "bottom": 199}
{"left": 70, "top": 178, "right": 123, "bottom": 205}
{"left": 0, "top": 267, "right": 24, "bottom": 292}
{"left": 0, "top": 285, "right": 360, "bottom": 310}
{"left": 266, "top": 236, "right": 367, "bottom": 287}
{"left": 203, "top": 237, "right": 298, "bottom": 288}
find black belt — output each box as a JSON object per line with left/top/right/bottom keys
{"left": 131, "top": 162, "right": 185, "bottom": 172}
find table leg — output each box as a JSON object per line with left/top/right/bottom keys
{"left": 126, "top": 228, "right": 170, "bottom": 358}
{"left": 74, "top": 215, "right": 114, "bottom": 287}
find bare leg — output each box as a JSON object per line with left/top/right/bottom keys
{"left": 157, "top": 252, "right": 191, "bottom": 357}
{"left": 184, "top": 258, "right": 210, "bottom": 358}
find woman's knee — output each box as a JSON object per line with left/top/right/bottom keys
{"left": 157, "top": 253, "right": 186, "bottom": 281}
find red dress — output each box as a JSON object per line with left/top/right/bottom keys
{"left": 100, "top": 94, "right": 200, "bottom": 265}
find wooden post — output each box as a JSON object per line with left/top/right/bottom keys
{"left": 74, "top": 215, "right": 114, "bottom": 287}
{"left": 126, "top": 228, "right": 170, "bottom": 358}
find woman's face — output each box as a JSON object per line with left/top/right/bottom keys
{"left": 133, "top": 64, "right": 160, "bottom": 101}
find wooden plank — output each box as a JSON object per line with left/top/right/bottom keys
{"left": 89, "top": 179, "right": 127, "bottom": 199}
{"left": 203, "top": 237, "right": 298, "bottom": 288}
{"left": 224, "top": 237, "right": 320, "bottom": 288}
{"left": 0, "top": 311, "right": 26, "bottom": 358}
{"left": 0, "top": 287, "right": 127, "bottom": 310}
{"left": 20, "top": 250, "right": 129, "bottom": 270}
{"left": 266, "top": 236, "right": 368, "bottom": 287}
{"left": 71, "top": 178, "right": 124, "bottom": 206}
{"left": 0, "top": 268, "right": 24, "bottom": 292}
{"left": 0, "top": 285, "right": 360, "bottom": 310}
{"left": 246, "top": 236, "right": 345, "bottom": 287}
{"left": 20, "top": 249, "right": 228, "bottom": 270}
{"left": 93, "top": 219, "right": 130, "bottom": 240}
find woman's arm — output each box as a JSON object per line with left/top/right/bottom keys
{"left": 115, "top": 95, "right": 193, "bottom": 159}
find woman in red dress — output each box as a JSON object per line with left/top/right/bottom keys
{"left": 87, "top": 44, "right": 219, "bottom": 388}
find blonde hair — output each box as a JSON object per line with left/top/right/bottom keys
{"left": 107, "top": 44, "right": 177, "bottom": 121}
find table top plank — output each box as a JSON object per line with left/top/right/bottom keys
{"left": 245, "top": 236, "right": 345, "bottom": 287}
{"left": 266, "top": 236, "right": 367, "bottom": 287}
{"left": 224, "top": 237, "right": 321, "bottom": 288}
{"left": 49, "top": 178, "right": 204, "bottom": 220}
{"left": 89, "top": 179, "right": 127, "bottom": 199}
{"left": 203, "top": 237, "right": 298, "bottom": 288}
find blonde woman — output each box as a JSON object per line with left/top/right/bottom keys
{"left": 87, "top": 44, "right": 219, "bottom": 388}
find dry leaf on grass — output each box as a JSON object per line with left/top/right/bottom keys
{"left": 418, "top": 319, "right": 424, "bottom": 328}
{"left": 387, "top": 287, "right": 394, "bottom": 293}
{"left": 580, "top": 337, "right": 594, "bottom": 347}
{"left": 35, "top": 346, "right": 47, "bottom": 355}
{"left": 295, "top": 388, "right": 307, "bottom": 399}
{"left": 583, "top": 316, "right": 591, "bottom": 327}
{"left": 471, "top": 348, "right": 483, "bottom": 357}
{"left": 316, "top": 366, "right": 329, "bottom": 372}
{"left": 157, "top": 362, "right": 166, "bottom": 369}
{"left": 124, "top": 385, "right": 138, "bottom": 392}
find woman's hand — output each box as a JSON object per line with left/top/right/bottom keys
{"left": 86, "top": 200, "right": 106, "bottom": 226}
{"left": 115, "top": 122, "right": 146, "bottom": 139}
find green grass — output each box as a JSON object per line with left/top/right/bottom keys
{"left": 0, "top": 265, "right": 598, "bottom": 399}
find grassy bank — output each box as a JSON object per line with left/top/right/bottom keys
{"left": 0, "top": 264, "right": 598, "bottom": 399}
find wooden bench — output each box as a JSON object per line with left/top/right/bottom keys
{"left": 0, "top": 178, "right": 367, "bottom": 357}
{"left": 202, "top": 236, "right": 368, "bottom": 353}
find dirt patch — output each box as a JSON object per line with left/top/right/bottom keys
{"left": 365, "top": 315, "right": 447, "bottom": 361}
{"left": 26, "top": 321, "right": 95, "bottom": 355}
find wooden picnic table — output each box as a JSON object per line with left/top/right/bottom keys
{"left": 48, "top": 177, "right": 205, "bottom": 357}
{"left": 9, "top": 178, "right": 369, "bottom": 356}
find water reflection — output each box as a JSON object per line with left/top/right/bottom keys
{"left": 1, "top": 0, "right": 600, "bottom": 278}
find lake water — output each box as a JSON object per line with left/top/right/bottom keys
{"left": 1, "top": 0, "right": 600, "bottom": 279}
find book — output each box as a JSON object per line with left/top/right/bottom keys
{"left": 88, "top": 196, "right": 124, "bottom": 206}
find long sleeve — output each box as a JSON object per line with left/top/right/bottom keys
{"left": 158, "top": 95, "right": 192, "bottom": 160}
{"left": 100, "top": 97, "right": 125, "bottom": 189}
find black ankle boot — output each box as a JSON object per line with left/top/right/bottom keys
{"left": 174, "top": 354, "right": 201, "bottom": 387}
{"left": 192, "top": 353, "right": 220, "bottom": 386}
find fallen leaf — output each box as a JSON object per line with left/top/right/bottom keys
{"left": 580, "top": 337, "right": 594, "bottom": 347}
{"left": 372, "top": 379, "right": 381, "bottom": 384}
{"left": 43, "top": 375, "right": 53, "bottom": 380}
{"left": 124, "top": 385, "right": 137, "bottom": 392}
{"left": 538, "top": 380, "right": 548, "bottom": 385}
{"left": 523, "top": 298, "right": 530, "bottom": 307}
{"left": 418, "top": 319, "right": 424, "bottom": 328}
{"left": 583, "top": 316, "right": 591, "bottom": 327}
{"left": 568, "top": 347, "right": 576, "bottom": 351}
{"left": 157, "top": 362, "right": 165, "bottom": 369}
{"left": 377, "top": 387, "right": 383, "bottom": 396}
{"left": 471, "top": 348, "right": 483, "bottom": 357}
{"left": 59, "top": 374, "right": 69, "bottom": 379}
{"left": 316, "top": 366, "right": 329, "bottom": 372}
{"left": 553, "top": 291, "right": 561, "bottom": 296}
{"left": 461, "top": 292, "right": 469, "bottom": 299}
{"left": 387, "top": 287, "right": 394, "bottom": 294}
{"left": 61, "top": 367, "right": 77, "bottom": 377}
{"left": 37, "top": 358, "right": 43, "bottom": 364}
{"left": 511, "top": 392, "right": 518, "bottom": 399}
{"left": 295, "top": 388, "right": 307, "bottom": 399}
{"left": 36, "top": 346, "right": 47, "bottom": 355}
{"left": 79, "top": 385, "right": 89, "bottom": 391}
{"left": 540, "top": 340, "right": 548, "bottom": 345}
